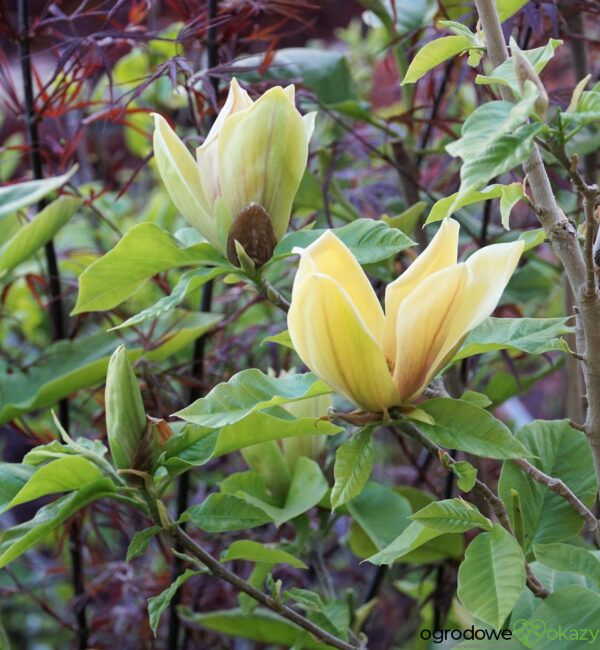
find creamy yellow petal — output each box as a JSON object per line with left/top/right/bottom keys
{"left": 427, "top": 239, "right": 525, "bottom": 372}
{"left": 152, "top": 113, "right": 220, "bottom": 250}
{"left": 293, "top": 231, "right": 384, "bottom": 342}
{"left": 384, "top": 218, "right": 459, "bottom": 362}
{"left": 196, "top": 79, "right": 254, "bottom": 208}
{"left": 288, "top": 272, "right": 400, "bottom": 412}
{"left": 303, "top": 111, "right": 317, "bottom": 141}
{"left": 283, "top": 84, "right": 295, "bottom": 103}
{"left": 393, "top": 263, "right": 468, "bottom": 401}
{"left": 218, "top": 86, "right": 309, "bottom": 240}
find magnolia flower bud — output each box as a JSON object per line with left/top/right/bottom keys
{"left": 152, "top": 79, "right": 315, "bottom": 265}
{"left": 105, "top": 346, "right": 146, "bottom": 470}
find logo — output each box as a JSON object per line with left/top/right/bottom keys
{"left": 512, "top": 619, "right": 546, "bottom": 648}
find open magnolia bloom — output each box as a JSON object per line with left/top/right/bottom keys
{"left": 152, "top": 78, "right": 315, "bottom": 264}
{"left": 288, "top": 218, "right": 524, "bottom": 413}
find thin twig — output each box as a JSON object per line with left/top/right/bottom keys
{"left": 396, "top": 421, "right": 549, "bottom": 598}
{"left": 512, "top": 458, "right": 600, "bottom": 545}
{"left": 169, "top": 525, "right": 361, "bottom": 650}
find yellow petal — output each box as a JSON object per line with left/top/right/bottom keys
{"left": 303, "top": 111, "right": 317, "bottom": 141}
{"left": 196, "top": 78, "right": 253, "bottom": 208}
{"left": 384, "top": 218, "right": 459, "bottom": 362}
{"left": 218, "top": 86, "right": 310, "bottom": 240}
{"left": 288, "top": 272, "right": 400, "bottom": 413}
{"left": 393, "top": 263, "right": 468, "bottom": 401}
{"left": 427, "top": 239, "right": 525, "bottom": 372}
{"left": 283, "top": 84, "right": 296, "bottom": 103}
{"left": 294, "top": 231, "right": 385, "bottom": 342}
{"left": 152, "top": 113, "right": 220, "bottom": 250}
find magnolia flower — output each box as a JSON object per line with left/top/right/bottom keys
{"left": 152, "top": 79, "right": 315, "bottom": 264}
{"left": 288, "top": 218, "right": 524, "bottom": 413}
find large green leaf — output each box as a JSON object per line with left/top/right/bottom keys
{"left": 367, "top": 521, "right": 444, "bottom": 565}
{"left": 454, "top": 317, "right": 573, "bottom": 361}
{"left": 476, "top": 38, "right": 563, "bottom": 94}
{"left": 457, "top": 525, "right": 526, "bottom": 630}
{"left": 232, "top": 48, "right": 356, "bottom": 105}
{"left": 410, "top": 498, "right": 492, "bottom": 533}
{"left": 0, "top": 463, "right": 35, "bottom": 511}
{"left": 272, "top": 218, "right": 414, "bottom": 265}
{"left": 0, "top": 313, "right": 221, "bottom": 424}
{"left": 178, "top": 607, "right": 332, "bottom": 650}
{"left": 174, "top": 369, "right": 332, "bottom": 428}
{"left": 402, "top": 35, "right": 474, "bottom": 85}
{"left": 0, "top": 478, "right": 115, "bottom": 568}
{"left": 162, "top": 411, "right": 341, "bottom": 474}
{"left": 234, "top": 457, "right": 329, "bottom": 527}
{"left": 72, "top": 222, "right": 225, "bottom": 314}
{"left": 533, "top": 543, "right": 600, "bottom": 588}
{"left": 512, "top": 585, "right": 600, "bottom": 649}
{"left": 110, "top": 267, "right": 229, "bottom": 330}
{"left": 499, "top": 420, "right": 597, "bottom": 554}
{"left": 416, "top": 398, "right": 533, "bottom": 459}
{"left": 0, "top": 167, "right": 76, "bottom": 219}
{"left": 330, "top": 429, "right": 373, "bottom": 510}
{"left": 446, "top": 85, "right": 543, "bottom": 193}
{"left": 220, "top": 540, "right": 306, "bottom": 569}
{"left": 5, "top": 456, "right": 102, "bottom": 511}
{"left": 183, "top": 494, "right": 272, "bottom": 533}
{"left": 0, "top": 197, "right": 81, "bottom": 277}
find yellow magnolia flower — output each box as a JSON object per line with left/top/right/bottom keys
{"left": 152, "top": 79, "right": 315, "bottom": 262}
{"left": 288, "top": 218, "right": 524, "bottom": 413}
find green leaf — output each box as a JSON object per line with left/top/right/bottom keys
{"left": 72, "top": 222, "right": 225, "bottom": 314}
{"left": 496, "top": 0, "right": 529, "bottom": 21}
{"left": 330, "top": 429, "right": 374, "bottom": 510}
{"left": 410, "top": 498, "right": 492, "bottom": 532}
{"left": 272, "top": 218, "right": 414, "bottom": 265}
{"left": 5, "top": 456, "right": 103, "bottom": 511}
{"left": 459, "top": 390, "right": 492, "bottom": 408}
{"left": 382, "top": 201, "right": 427, "bottom": 235}
{"left": 367, "top": 521, "right": 443, "bottom": 565}
{"left": 0, "top": 197, "right": 81, "bottom": 277}
{"left": 0, "top": 314, "right": 221, "bottom": 425}
{"left": 178, "top": 607, "right": 332, "bottom": 649}
{"left": 110, "top": 267, "right": 229, "bottom": 330}
{"left": 220, "top": 540, "right": 307, "bottom": 569}
{"left": 148, "top": 569, "right": 200, "bottom": 635}
{"left": 513, "top": 585, "right": 600, "bottom": 649}
{"left": 233, "top": 48, "right": 356, "bottom": 105}
{"left": 416, "top": 398, "right": 533, "bottom": 459}
{"left": 452, "top": 460, "right": 478, "bottom": 492}
{"left": 126, "top": 526, "right": 161, "bottom": 561}
{"left": 347, "top": 482, "right": 412, "bottom": 550}
{"left": 476, "top": 38, "right": 563, "bottom": 94}
{"left": 261, "top": 330, "right": 294, "bottom": 350}
{"left": 236, "top": 457, "right": 329, "bottom": 527}
{"left": 183, "top": 493, "right": 273, "bottom": 533}
{"left": 425, "top": 183, "right": 525, "bottom": 227}
{"left": 174, "top": 370, "right": 332, "bottom": 428}
{"left": 0, "top": 478, "right": 115, "bottom": 568}
{"left": 0, "top": 167, "right": 77, "bottom": 218}
{"left": 163, "top": 412, "right": 340, "bottom": 474}
{"left": 499, "top": 420, "right": 597, "bottom": 553}
{"left": 458, "top": 525, "right": 525, "bottom": 630}
{"left": 0, "top": 463, "right": 35, "bottom": 512}
{"left": 533, "top": 543, "right": 600, "bottom": 588}
{"left": 402, "top": 35, "right": 474, "bottom": 85}
{"left": 454, "top": 317, "right": 574, "bottom": 361}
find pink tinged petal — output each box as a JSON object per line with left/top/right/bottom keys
{"left": 288, "top": 272, "right": 400, "bottom": 413}
{"left": 293, "top": 231, "right": 385, "bottom": 343}
{"left": 196, "top": 78, "right": 254, "bottom": 209}
{"left": 151, "top": 113, "right": 220, "bottom": 250}
{"left": 393, "top": 263, "right": 468, "bottom": 401}
{"left": 217, "top": 86, "right": 309, "bottom": 240}
{"left": 384, "top": 218, "right": 459, "bottom": 362}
